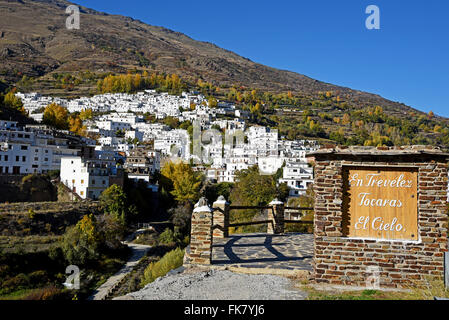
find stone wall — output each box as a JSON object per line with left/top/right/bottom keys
{"left": 311, "top": 146, "right": 449, "bottom": 288}
{"left": 186, "top": 198, "right": 213, "bottom": 265}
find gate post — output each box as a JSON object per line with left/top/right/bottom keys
{"left": 268, "top": 198, "right": 284, "bottom": 234}
{"left": 188, "top": 197, "right": 213, "bottom": 265}
{"left": 212, "top": 195, "right": 230, "bottom": 239}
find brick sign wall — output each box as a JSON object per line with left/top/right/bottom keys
{"left": 342, "top": 167, "right": 418, "bottom": 241}
{"left": 309, "top": 146, "right": 449, "bottom": 288}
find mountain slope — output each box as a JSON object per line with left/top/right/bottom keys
{"left": 0, "top": 0, "right": 424, "bottom": 116}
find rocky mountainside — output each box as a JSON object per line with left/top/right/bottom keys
{"left": 0, "top": 0, "right": 423, "bottom": 116}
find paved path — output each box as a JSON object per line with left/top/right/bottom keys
{"left": 89, "top": 235, "right": 151, "bottom": 300}
{"left": 212, "top": 233, "right": 314, "bottom": 273}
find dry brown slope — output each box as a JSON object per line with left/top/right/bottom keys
{"left": 0, "top": 0, "right": 425, "bottom": 115}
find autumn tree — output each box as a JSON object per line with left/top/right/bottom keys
{"left": 61, "top": 213, "right": 126, "bottom": 265}
{"left": 43, "top": 103, "right": 69, "bottom": 130}
{"left": 230, "top": 165, "right": 288, "bottom": 207}
{"left": 4, "top": 89, "right": 24, "bottom": 111}
{"left": 79, "top": 108, "right": 93, "bottom": 120}
{"left": 69, "top": 115, "right": 86, "bottom": 136}
{"left": 341, "top": 113, "right": 351, "bottom": 125}
{"left": 160, "top": 161, "right": 202, "bottom": 203}
{"left": 208, "top": 97, "right": 218, "bottom": 108}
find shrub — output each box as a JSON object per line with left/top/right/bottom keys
{"left": 99, "top": 185, "right": 137, "bottom": 225}
{"left": 285, "top": 223, "right": 313, "bottom": 234}
{"left": 61, "top": 215, "right": 101, "bottom": 265}
{"left": 27, "top": 209, "right": 36, "bottom": 220}
{"left": 182, "top": 235, "right": 190, "bottom": 247}
{"left": 96, "top": 214, "right": 126, "bottom": 250}
{"left": 28, "top": 270, "right": 49, "bottom": 285}
{"left": 158, "top": 228, "right": 176, "bottom": 245}
{"left": 169, "top": 203, "right": 192, "bottom": 237}
{"left": 2, "top": 273, "right": 30, "bottom": 290}
{"left": 141, "top": 247, "right": 184, "bottom": 286}
{"left": 23, "top": 286, "right": 66, "bottom": 300}
{"left": 133, "top": 230, "right": 158, "bottom": 246}
{"left": 0, "top": 264, "right": 10, "bottom": 278}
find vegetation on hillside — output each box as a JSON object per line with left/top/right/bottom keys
{"left": 38, "top": 69, "right": 449, "bottom": 148}
{"left": 0, "top": 87, "right": 35, "bottom": 124}
{"left": 0, "top": 210, "right": 129, "bottom": 300}
{"left": 6, "top": 65, "right": 449, "bottom": 148}
{"left": 0, "top": 183, "right": 157, "bottom": 300}
{"left": 97, "top": 72, "right": 186, "bottom": 96}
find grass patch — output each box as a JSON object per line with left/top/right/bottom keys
{"left": 140, "top": 247, "right": 184, "bottom": 286}
{"left": 303, "top": 276, "right": 449, "bottom": 300}
{"left": 132, "top": 230, "right": 159, "bottom": 246}
{"left": 0, "top": 288, "right": 37, "bottom": 300}
{"left": 306, "top": 288, "right": 399, "bottom": 300}
{"left": 284, "top": 223, "right": 313, "bottom": 234}
{"left": 0, "top": 235, "right": 62, "bottom": 253}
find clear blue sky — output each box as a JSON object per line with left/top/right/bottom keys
{"left": 75, "top": 0, "right": 449, "bottom": 117}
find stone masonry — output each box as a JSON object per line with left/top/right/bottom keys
{"left": 308, "top": 146, "right": 449, "bottom": 288}
{"left": 267, "top": 199, "right": 285, "bottom": 235}
{"left": 212, "top": 196, "right": 230, "bottom": 239}
{"left": 187, "top": 197, "right": 213, "bottom": 265}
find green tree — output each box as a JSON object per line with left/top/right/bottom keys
{"left": 99, "top": 185, "right": 137, "bottom": 224}
{"left": 61, "top": 214, "right": 101, "bottom": 265}
{"left": 230, "top": 165, "right": 282, "bottom": 207}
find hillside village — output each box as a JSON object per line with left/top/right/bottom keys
{"left": 11, "top": 90, "right": 318, "bottom": 200}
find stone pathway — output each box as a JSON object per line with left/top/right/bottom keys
{"left": 212, "top": 233, "right": 314, "bottom": 272}
{"left": 89, "top": 235, "right": 152, "bottom": 300}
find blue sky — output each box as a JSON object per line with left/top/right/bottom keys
{"left": 75, "top": 0, "right": 449, "bottom": 117}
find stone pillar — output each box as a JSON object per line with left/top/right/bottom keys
{"left": 188, "top": 197, "right": 213, "bottom": 265}
{"left": 212, "top": 195, "right": 230, "bottom": 239}
{"left": 267, "top": 199, "right": 284, "bottom": 234}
